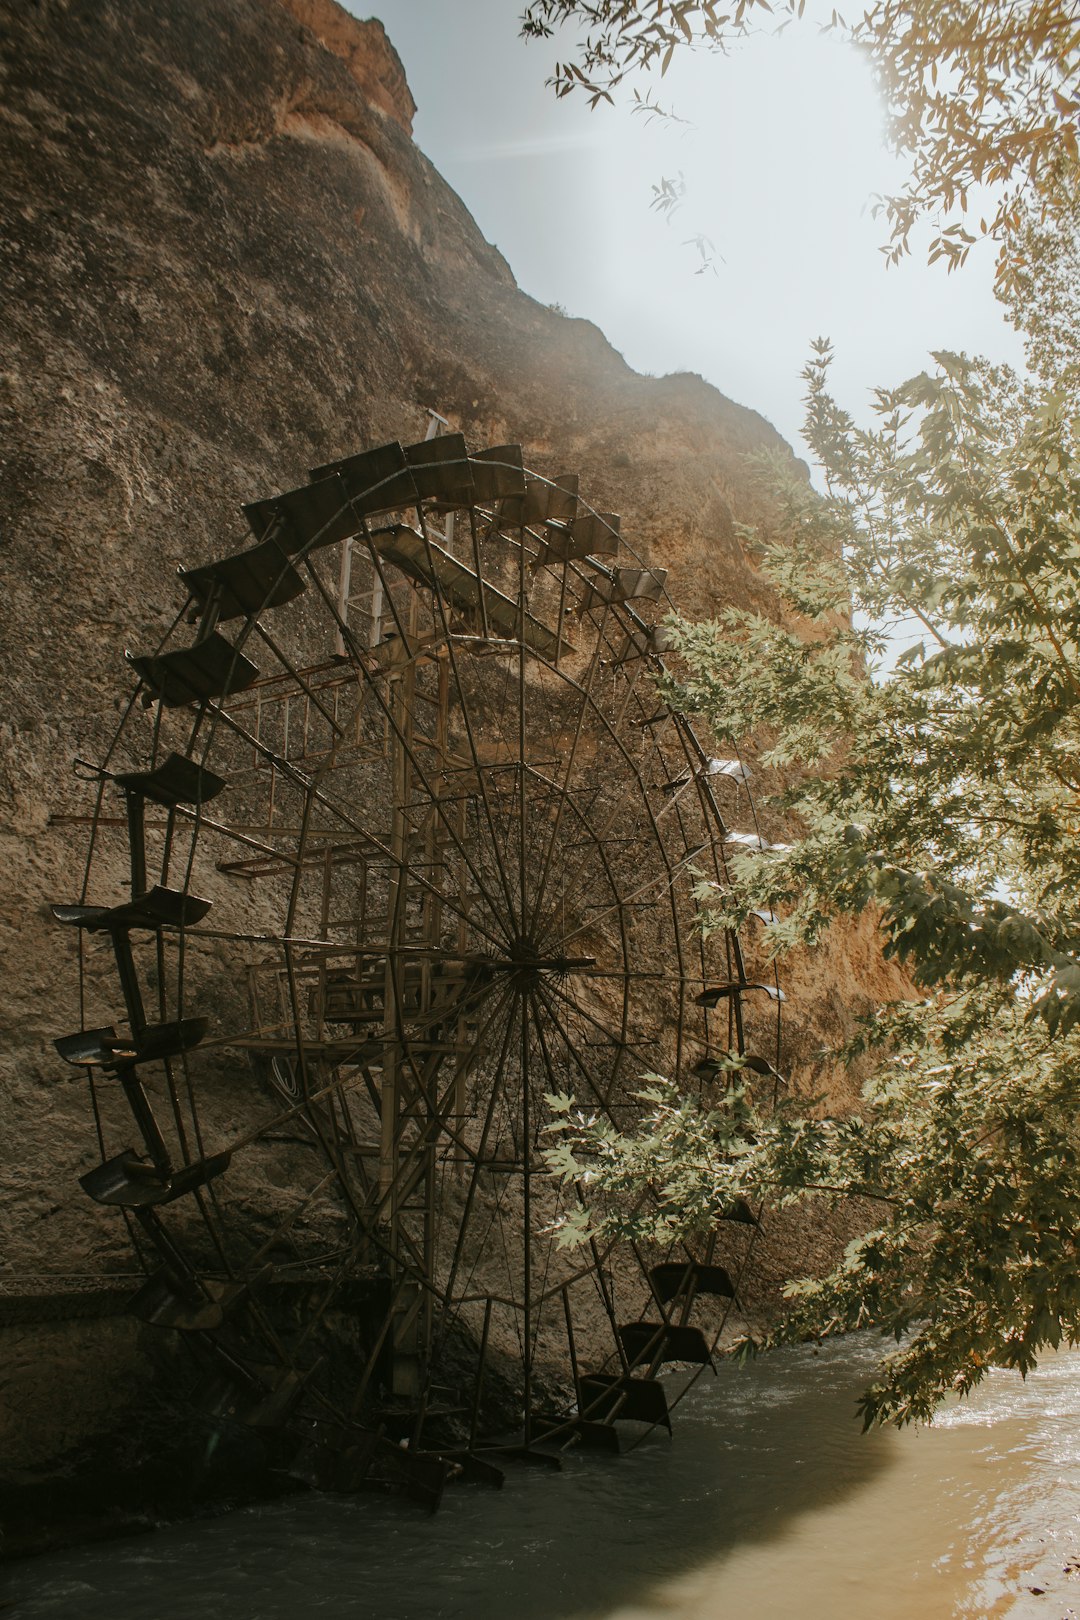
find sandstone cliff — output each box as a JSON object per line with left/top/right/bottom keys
{"left": 0, "top": 0, "right": 908, "bottom": 1546}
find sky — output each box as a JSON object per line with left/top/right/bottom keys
{"left": 356, "top": 0, "right": 1026, "bottom": 460}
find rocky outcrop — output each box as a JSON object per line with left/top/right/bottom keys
{"left": 273, "top": 1, "right": 416, "bottom": 132}
{"left": 0, "top": 0, "right": 909, "bottom": 1549}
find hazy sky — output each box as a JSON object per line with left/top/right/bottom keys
{"left": 357, "top": 1, "right": 1026, "bottom": 458}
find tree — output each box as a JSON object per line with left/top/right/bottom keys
{"left": 519, "top": 0, "right": 1080, "bottom": 1425}
{"left": 544, "top": 342, "right": 1080, "bottom": 1424}
{"left": 521, "top": 0, "right": 1080, "bottom": 287}
{"left": 1001, "top": 183, "right": 1080, "bottom": 380}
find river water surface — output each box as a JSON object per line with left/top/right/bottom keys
{"left": 7, "top": 1337, "right": 1080, "bottom": 1619}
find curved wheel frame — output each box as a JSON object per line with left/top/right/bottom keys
{"left": 53, "top": 433, "right": 783, "bottom": 1499}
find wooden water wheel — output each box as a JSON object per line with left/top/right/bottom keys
{"left": 52, "top": 431, "right": 781, "bottom": 1505}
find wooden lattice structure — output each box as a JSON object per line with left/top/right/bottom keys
{"left": 51, "top": 432, "right": 783, "bottom": 1505}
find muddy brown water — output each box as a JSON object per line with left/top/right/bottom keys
{"left": 6, "top": 1337, "right": 1080, "bottom": 1618}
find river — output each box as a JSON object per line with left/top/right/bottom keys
{"left": 6, "top": 1337, "right": 1080, "bottom": 1618}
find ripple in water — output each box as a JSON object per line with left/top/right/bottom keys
{"left": 6, "top": 1339, "right": 1080, "bottom": 1619}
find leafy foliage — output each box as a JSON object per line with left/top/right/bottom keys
{"left": 1000, "top": 182, "right": 1080, "bottom": 381}
{"left": 544, "top": 344, "right": 1080, "bottom": 1423}
{"left": 520, "top": 0, "right": 1080, "bottom": 285}
{"left": 548, "top": 1000, "right": 1080, "bottom": 1425}
{"left": 676, "top": 344, "right": 1080, "bottom": 1016}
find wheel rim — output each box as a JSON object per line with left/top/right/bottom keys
{"left": 55, "top": 436, "right": 775, "bottom": 1492}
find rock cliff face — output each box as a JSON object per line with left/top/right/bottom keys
{"left": 275, "top": 0, "right": 416, "bottom": 131}
{"left": 0, "top": 0, "right": 908, "bottom": 1546}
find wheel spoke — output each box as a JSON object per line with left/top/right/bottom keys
{"left": 57, "top": 438, "right": 772, "bottom": 1465}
